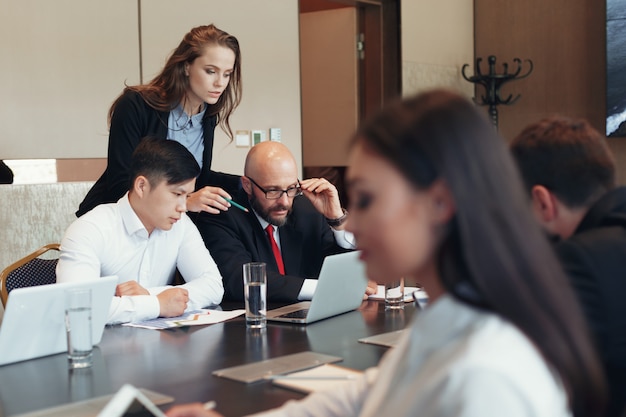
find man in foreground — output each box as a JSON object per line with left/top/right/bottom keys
{"left": 57, "top": 137, "right": 224, "bottom": 324}
{"left": 511, "top": 115, "right": 626, "bottom": 417}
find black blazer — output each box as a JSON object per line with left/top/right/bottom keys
{"left": 194, "top": 189, "right": 350, "bottom": 302}
{"left": 77, "top": 90, "right": 239, "bottom": 217}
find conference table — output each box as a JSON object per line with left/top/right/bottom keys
{"left": 0, "top": 300, "right": 418, "bottom": 417}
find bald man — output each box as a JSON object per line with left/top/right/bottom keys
{"left": 194, "top": 142, "right": 358, "bottom": 302}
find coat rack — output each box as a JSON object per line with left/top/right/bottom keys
{"left": 462, "top": 55, "right": 533, "bottom": 129}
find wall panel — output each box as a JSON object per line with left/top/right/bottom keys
{"left": 0, "top": 0, "right": 302, "bottom": 179}
{"left": 473, "top": 0, "right": 606, "bottom": 142}
{"left": 400, "top": 0, "right": 474, "bottom": 98}
{"left": 472, "top": 1, "right": 626, "bottom": 183}
{"left": 0, "top": 0, "right": 139, "bottom": 159}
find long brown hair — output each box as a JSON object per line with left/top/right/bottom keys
{"left": 109, "top": 24, "right": 242, "bottom": 140}
{"left": 354, "top": 89, "right": 606, "bottom": 417}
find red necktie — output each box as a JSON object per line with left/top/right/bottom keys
{"left": 265, "top": 224, "right": 285, "bottom": 274}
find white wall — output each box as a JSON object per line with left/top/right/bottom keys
{"left": 1, "top": 0, "right": 474, "bottom": 170}
{"left": 401, "top": 0, "right": 474, "bottom": 98}
{"left": 141, "top": 1, "right": 302, "bottom": 176}
{"left": 0, "top": 0, "right": 139, "bottom": 159}
{"left": 0, "top": 0, "right": 302, "bottom": 178}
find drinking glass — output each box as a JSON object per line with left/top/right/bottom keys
{"left": 385, "top": 278, "right": 405, "bottom": 310}
{"left": 243, "top": 262, "right": 267, "bottom": 329}
{"left": 65, "top": 288, "right": 93, "bottom": 368}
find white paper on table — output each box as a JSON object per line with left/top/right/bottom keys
{"left": 368, "top": 285, "right": 428, "bottom": 303}
{"left": 269, "top": 363, "right": 363, "bottom": 394}
{"left": 123, "top": 309, "right": 245, "bottom": 330}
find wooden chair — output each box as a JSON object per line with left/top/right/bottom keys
{"left": 0, "top": 243, "right": 60, "bottom": 307}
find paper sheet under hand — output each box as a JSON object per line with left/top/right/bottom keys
{"left": 123, "top": 309, "right": 245, "bottom": 330}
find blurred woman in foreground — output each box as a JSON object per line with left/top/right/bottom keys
{"left": 167, "top": 90, "right": 605, "bottom": 417}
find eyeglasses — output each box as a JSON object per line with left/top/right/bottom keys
{"left": 247, "top": 177, "right": 302, "bottom": 199}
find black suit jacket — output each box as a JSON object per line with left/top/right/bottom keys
{"left": 555, "top": 187, "right": 626, "bottom": 417}
{"left": 194, "top": 190, "right": 350, "bottom": 302}
{"left": 77, "top": 90, "right": 240, "bottom": 217}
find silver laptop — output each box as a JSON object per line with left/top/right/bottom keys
{"left": 0, "top": 276, "right": 117, "bottom": 366}
{"left": 267, "top": 251, "right": 368, "bottom": 324}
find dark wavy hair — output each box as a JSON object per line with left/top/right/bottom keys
{"left": 352, "top": 89, "right": 605, "bottom": 417}
{"left": 109, "top": 24, "right": 242, "bottom": 140}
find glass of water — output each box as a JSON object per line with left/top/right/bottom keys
{"left": 243, "top": 262, "right": 267, "bottom": 329}
{"left": 385, "top": 277, "right": 405, "bottom": 310}
{"left": 65, "top": 288, "right": 93, "bottom": 369}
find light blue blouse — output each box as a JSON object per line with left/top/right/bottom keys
{"left": 167, "top": 103, "right": 206, "bottom": 169}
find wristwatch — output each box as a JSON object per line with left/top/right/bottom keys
{"left": 326, "top": 208, "right": 349, "bottom": 227}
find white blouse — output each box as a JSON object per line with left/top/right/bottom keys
{"left": 251, "top": 294, "right": 571, "bottom": 417}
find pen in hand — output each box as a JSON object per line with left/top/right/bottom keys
{"left": 224, "top": 198, "right": 249, "bottom": 212}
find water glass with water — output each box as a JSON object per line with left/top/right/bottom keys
{"left": 65, "top": 288, "right": 93, "bottom": 368}
{"left": 243, "top": 262, "right": 267, "bottom": 329}
{"left": 385, "top": 277, "right": 405, "bottom": 310}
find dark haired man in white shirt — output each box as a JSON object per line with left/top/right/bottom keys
{"left": 57, "top": 137, "right": 224, "bottom": 324}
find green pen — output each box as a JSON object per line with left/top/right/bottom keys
{"left": 225, "top": 198, "right": 249, "bottom": 212}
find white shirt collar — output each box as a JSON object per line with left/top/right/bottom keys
{"left": 118, "top": 192, "right": 149, "bottom": 238}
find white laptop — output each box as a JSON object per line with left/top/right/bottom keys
{"left": 0, "top": 276, "right": 117, "bottom": 366}
{"left": 267, "top": 251, "right": 368, "bottom": 324}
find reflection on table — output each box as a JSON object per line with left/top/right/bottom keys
{"left": 0, "top": 300, "right": 417, "bottom": 417}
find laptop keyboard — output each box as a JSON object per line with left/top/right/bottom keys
{"left": 278, "top": 309, "right": 309, "bottom": 319}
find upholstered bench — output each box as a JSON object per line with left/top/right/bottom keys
{"left": 0, "top": 181, "right": 94, "bottom": 272}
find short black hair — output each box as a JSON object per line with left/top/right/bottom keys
{"left": 129, "top": 137, "right": 200, "bottom": 189}
{"left": 510, "top": 116, "right": 615, "bottom": 208}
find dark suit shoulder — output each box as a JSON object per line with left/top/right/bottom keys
{"left": 286, "top": 196, "right": 328, "bottom": 226}
{"left": 558, "top": 225, "right": 626, "bottom": 261}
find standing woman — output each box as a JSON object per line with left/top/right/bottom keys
{"left": 77, "top": 24, "right": 242, "bottom": 217}
{"left": 166, "top": 90, "right": 606, "bottom": 417}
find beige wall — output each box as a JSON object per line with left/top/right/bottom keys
{"left": 141, "top": 1, "right": 302, "bottom": 177}
{"left": 2, "top": 0, "right": 476, "bottom": 178}
{"left": 401, "top": 0, "right": 474, "bottom": 98}
{"left": 0, "top": 0, "right": 138, "bottom": 159}
{"left": 0, "top": 0, "right": 302, "bottom": 178}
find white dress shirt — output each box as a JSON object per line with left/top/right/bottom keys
{"left": 253, "top": 211, "right": 356, "bottom": 300}
{"left": 56, "top": 194, "right": 224, "bottom": 324}
{"left": 250, "top": 294, "right": 571, "bottom": 417}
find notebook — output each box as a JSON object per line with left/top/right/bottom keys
{"left": 0, "top": 276, "right": 117, "bottom": 366}
{"left": 267, "top": 251, "right": 368, "bottom": 324}
{"left": 212, "top": 351, "right": 343, "bottom": 383}
{"left": 268, "top": 363, "right": 363, "bottom": 394}
{"left": 358, "top": 329, "right": 405, "bottom": 348}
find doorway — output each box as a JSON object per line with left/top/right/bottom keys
{"left": 299, "top": 0, "right": 401, "bottom": 205}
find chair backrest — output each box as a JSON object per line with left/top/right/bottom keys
{"left": 0, "top": 243, "right": 60, "bottom": 307}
